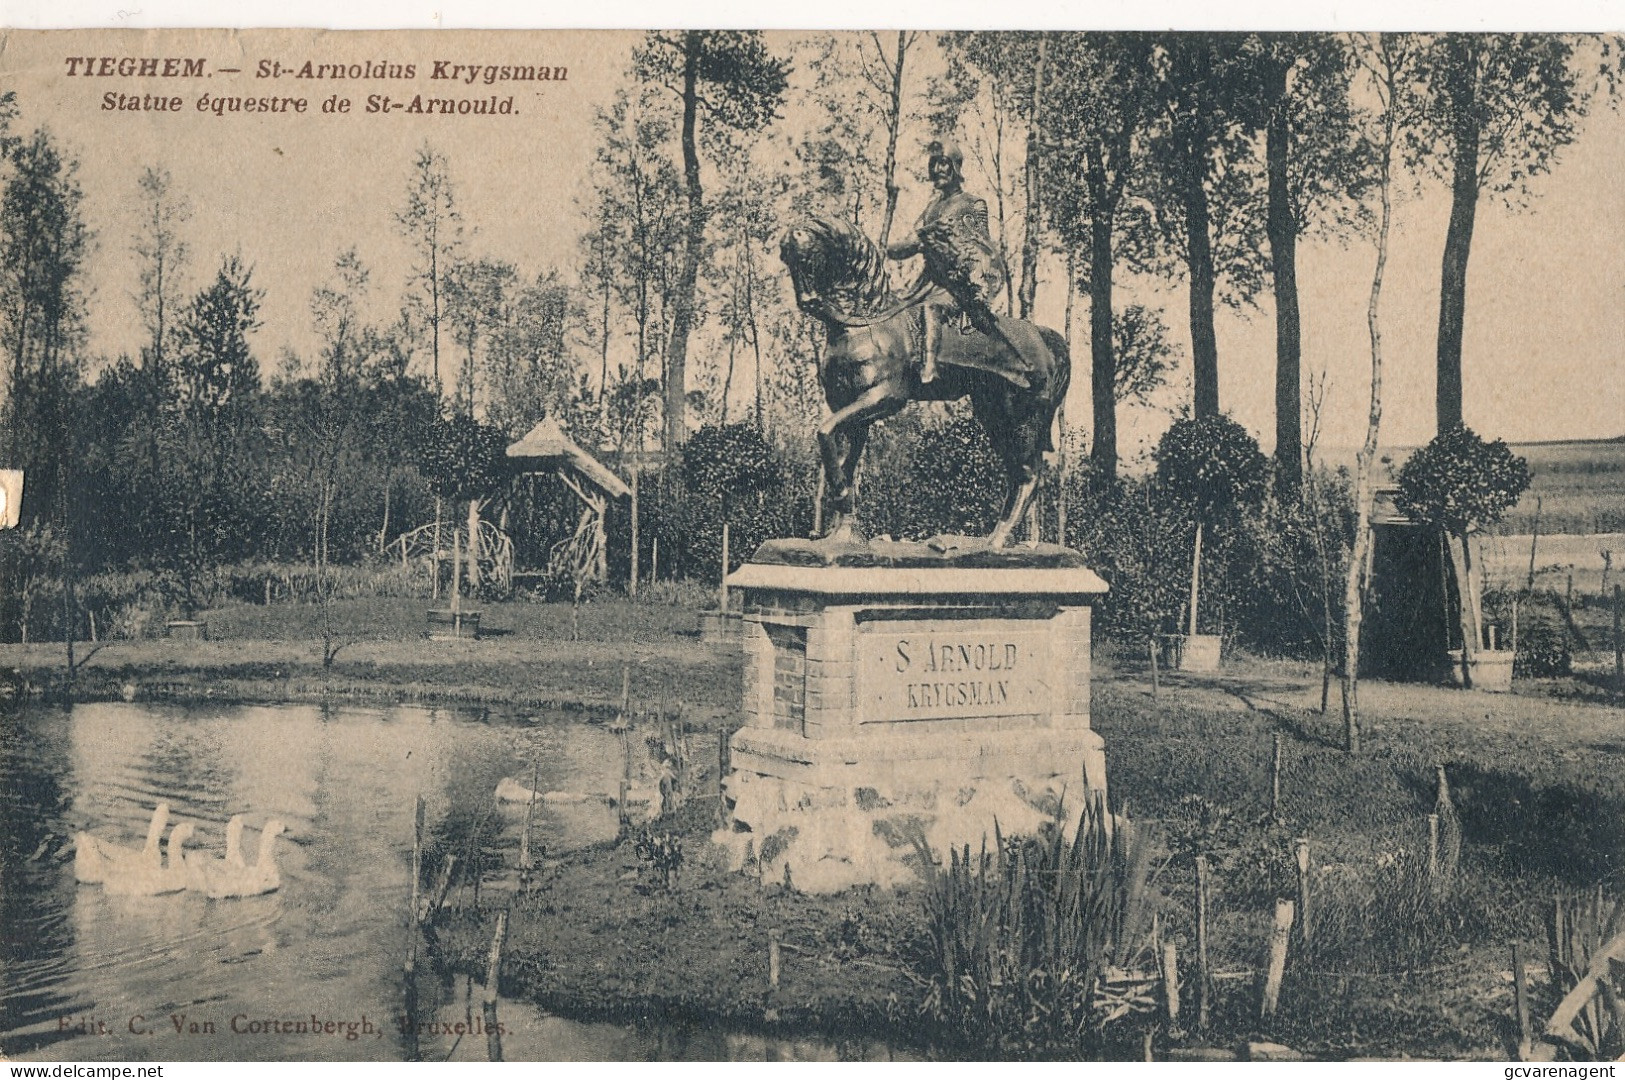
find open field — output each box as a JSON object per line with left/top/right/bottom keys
{"left": 1495, "top": 440, "right": 1625, "bottom": 536}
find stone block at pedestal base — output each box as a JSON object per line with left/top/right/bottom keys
{"left": 713, "top": 724, "right": 1107, "bottom": 893}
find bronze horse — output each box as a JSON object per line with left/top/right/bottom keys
{"left": 779, "top": 214, "right": 1071, "bottom": 548}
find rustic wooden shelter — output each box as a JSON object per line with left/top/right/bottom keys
{"left": 505, "top": 418, "right": 631, "bottom": 588}
{"left": 1361, "top": 484, "right": 1502, "bottom": 681}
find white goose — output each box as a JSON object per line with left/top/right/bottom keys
{"left": 74, "top": 802, "right": 170, "bottom": 885}
{"left": 103, "top": 822, "right": 196, "bottom": 896}
{"left": 186, "top": 819, "right": 285, "bottom": 899}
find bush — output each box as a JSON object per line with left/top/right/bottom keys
{"left": 1152, "top": 415, "right": 1270, "bottom": 525}
{"left": 858, "top": 409, "right": 1006, "bottom": 541}
{"left": 1395, "top": 425, "right": 1531, "bottom": 535}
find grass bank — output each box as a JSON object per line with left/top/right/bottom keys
{"left": 429, "top": 657, "right": 1624, "bottom": 1060}
{"left": 0, "top": 595, "right": 740, "bottom": 720}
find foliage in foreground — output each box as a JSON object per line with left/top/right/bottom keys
{"left": 912, "top": 796, "right": 1160, "bottom": 1057}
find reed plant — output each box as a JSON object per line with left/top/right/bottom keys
{"left": 912, "top": 792, "right": 1159, "bottom": 1056}
{"left": 1546, "top": 887, "right": 1625, "bottom": 1059}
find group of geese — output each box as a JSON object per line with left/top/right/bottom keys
{"left": 73, "top": 802, "right": 284, "bottom": 899}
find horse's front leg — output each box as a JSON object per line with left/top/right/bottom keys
{"left": 816, "top": 383, "right": 904, "bottom": 543}
{"left": 987, "top": 461, "right": 1042, "bottom": 549}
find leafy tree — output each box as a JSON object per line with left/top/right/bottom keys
{"left": 483, "top": 271, "right": 578, "bottom": 438}
{"left": 395, "top": 143, "right": 463, "bottom": 396}
{"left": 159, "top": 256, "right": 267, "bottom": 606}
{"left": 417, "top": 412, "right": 510, "bottom": 504}
{"left": 1154, "top": 414, "right": 1269, "bottom": 637}
{"left": 1111, "top": 304, "right": 1177, "bottom": 409}
{"left": 1044, "top": 32, "right": 1159, "bottom": 480}
{"left": 1394, "top": 424, "right": 1531, "bottom": 537}
{"left": 1145, "top": 34, "right": 1268, "bottom": 418}
{"left": 443, "top": 255, "right": 518, "bottom": 418}
{"left": 132, "top": 165, "right": 191, "bottom": 384}
{"left": 1154, "top": 414, "right": 1269, "bottom": 523}
{"left": 1231, "top": 35, "right": 1375, "bottom": 489}
{"left": 634, "top": 31, "right": 790, "bottom": 453}
{"left": 0, "top": 127, "right": 90, "bottom": 530}
{"left": 1395, "top": 423, "right": 1532, "bottom": 685}
{"left": 1408, "top": 34, "right": 1610, "bottom": 433}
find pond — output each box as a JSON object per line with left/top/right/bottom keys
{"left": 0, "top": 701, "right": 905, "bottom": 1062}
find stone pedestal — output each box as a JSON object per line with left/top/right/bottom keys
{"left": 713, "top": 538, "right": 1109, "bottom": 893}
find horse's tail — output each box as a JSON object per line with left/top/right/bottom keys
{"left": 1037, "top": 326, "right": 1072, "bottom": 454}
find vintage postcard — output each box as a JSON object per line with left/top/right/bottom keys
{"left": 0, "top": 24, "right": 1622, "bottom": 1064}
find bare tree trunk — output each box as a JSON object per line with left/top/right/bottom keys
{"left": 1341, "top": 35, "right": 1401, "bottom": 754}
{"left": 1435, "top": 36, "right": 1480, "bottom": 435}
{"left": 1266, "top": 57, "right": 1303, "bottom": 491}
{"left": 875, "top": 31, "right": 911, "bottom": 250}
{"left": 1017, "top": 34, "right": 1047, "bottom": 320}
{"left": 1087, "top": 145, "right": 1118, "bottom": 483}
{"left": 665, "top": 30, "right": 705, "bottom": 454}
{"left": 467, "top": 497, "right": 481, "bottom": 591}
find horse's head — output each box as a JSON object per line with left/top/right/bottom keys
{"left": 779, "top": 215, "right": 891, "bottom": 321}
{"left": 779, "top": 219, "right": 832, "bottom": 316}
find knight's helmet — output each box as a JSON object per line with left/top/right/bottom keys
{"left": 926, "top": 138, "right": 965, "bottom": 184}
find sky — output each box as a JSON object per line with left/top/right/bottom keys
{"left": 0, "top": 22, "right": 1620, "bottom": 463}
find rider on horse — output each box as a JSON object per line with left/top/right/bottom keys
{"left": 885, "top": 138, "right": 1011, "bottom": 385}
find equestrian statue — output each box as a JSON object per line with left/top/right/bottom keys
{"left": 779, "top": 138, "right": 1072, "bottom": 549}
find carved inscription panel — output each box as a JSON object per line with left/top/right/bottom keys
{"left": 857, "top": 619, "right": 1054, "bottom": 723}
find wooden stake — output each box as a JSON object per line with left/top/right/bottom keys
{"left": 1295, "top": 838, "right": 1312, "bottom": 946}
{"left": 1513, "top": 941, "right": 1532, "bottom": 1056}
{"left": 1149, "top": 638, "right": 1160, "bottom": 698}
{"left": 1195, "top": 855, "right": 1211, "bottom": 1031}
{"left": 1270, "top": 733, "right": 1283, "bottom": 822}
{"left": 1261, "top": 899, "right": 1295, "bottom": 1021}
{"left": 424, "top": 854, "right": 458, "bottom": 924}
{"left": 405, "top": 794, "right": 425, "bottom": 1062}
{"left": 483, "top": 910, "right": 508, "bottom": 1062}
{"left": 1161, "top": 941, "right": 1181, "bottom": 1029}
{"left": 768, "top": 928, "right": 782, "bottom": 988}
{"left": 717, "top": 729, "right": 730, "bottom": 827}
{"left": 410, "top": 795, "right": 425, "bottom": 927}
{"left": 1614, "top": 584, "right": 1623, "bottom": 703}
{"left": 1427, "top": 813, "right": 1440, "bottom": 882}
{"left": 617, "top": 779, "right": 630, "bottom": 838}
{"left": 518, "top": 763, "right": 539, "bottom": 886}
{"left": 720, "top": 522, "right": 730, "bottom": 613}
{"left": 1189, "top": 522, "right": 1204, "bottom": 639}
{"left": 1511, "top": 597, "right": 1520, "bottom": 661}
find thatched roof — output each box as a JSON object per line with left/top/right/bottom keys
{"left": 506, "top": 418, "right": 631, "bottom": 499}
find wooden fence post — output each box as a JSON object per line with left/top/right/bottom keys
{"left": 1427, "top": 813, "right": 1440, "bottom": 883}
{"left": 1149, "top": 638, "right": 1160, "bottom": 698}
{"left": 483, "top": 910, "right": 508, "bottom": 1062}
{"left": 1270, "top": 734, "right": 1283, "bottom": 823}
{"left": 1261, "top": 899, "right": 1295, "bottom": 1022}
{"left": 1295, "top": 838, "right": 1312, "bottom": 947}
{"left": 1613, "top": 584, "right": 1622, "bottom": 703}
{"left": 720, "top": 522, "right": 730, "bottom": 614}
{"left": 1195, "top": 855, "right": 1211, "bottom": 1031}
{"left": 769, "top": 928, "right": 782, "bottom": 989}
{"left": 1513, "top": 941, "right": 1532, "bottom": 1057}
{"left": 1161, "top": 941, "right": 1181, "bottom": 1030}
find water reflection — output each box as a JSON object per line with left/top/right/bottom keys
{"left": 0, "top": 700, "right": 904, "bottom": 1061}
